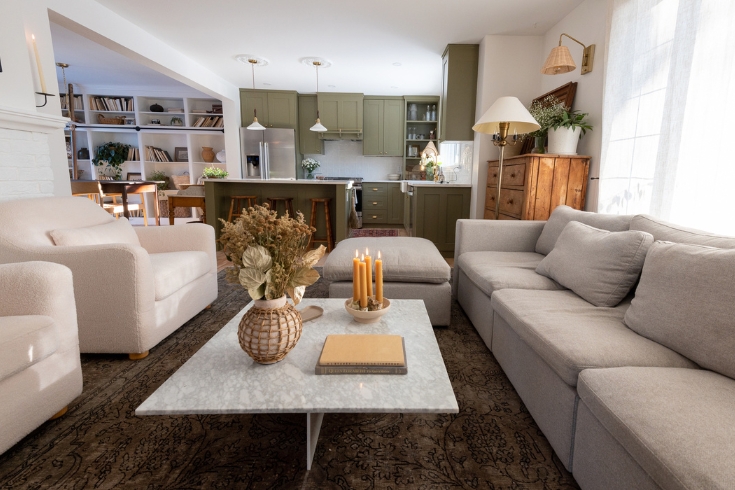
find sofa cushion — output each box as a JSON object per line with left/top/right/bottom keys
{"left": 631, "top": 214, "right": 735, "bottom": 249}
{"left": 50, "top": 218, "right": 141, "bottom": 247}
{"left": 578, "top": 367, "right": 734, "bottom": 490}
{"left": 624, "top": 242, "right": 735, "bottom": 379}
{"left": 491, "top": 289, "right": 697, "bottom": 386}
{"left": 457, "top": 251, "right": 563, "bottom": 297}
{"left": 149, "top": 251, "right": 211, "bottom": 301}
{"left": 535, "top": 205, "right": 633, "bottom": 255}
{"left": 536, "top": 222, "right": 653, "bottom": 307}
{"left": 0, "top": 315, "right": 59, "bottom": 383}
{"left": 323, "top": 237, "right": 450, "bottom": 283}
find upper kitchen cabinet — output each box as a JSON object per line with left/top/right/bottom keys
{"left": 404, "top": 95, "right": 440, "bottom": 178}
{"left": 363, "top": 97, "right": 404, "bottom": 156}
{"left": 298, "top": 95, "right": 324, "bottom": 155}
{"left": 440, "top": 44, "right": 479, "bottom": 141}
{"left": 317, "top": 93, "right": 363, "bottom": 140}
{"left": 240, "top": 89, "right": 298, "bottom": 129}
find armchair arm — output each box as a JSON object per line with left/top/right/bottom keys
{"left": 0, "top": 262, "right": 78, "bottom": 352}
{"left": 134, "top": 224, "right": 217, "bottom": 273}
{"left": 0, "top": 242, "right": 156, "bottom": 353}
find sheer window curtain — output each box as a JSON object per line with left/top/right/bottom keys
{"left": 598, "top": 0, "right": 735, "bottom": 235}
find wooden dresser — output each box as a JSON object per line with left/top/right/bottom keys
{"left": 485, "top": 153, "right": 590, "bottom": 220}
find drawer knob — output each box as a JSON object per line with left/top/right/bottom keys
{"left": 507, "top": 199, "right": 513, "bottom": 205}
{"left": 510, "top": 173, "right": 516, "bottom": 178}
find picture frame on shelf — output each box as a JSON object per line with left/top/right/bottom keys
{"left": 126, "top": 172, "right": 142, "bottom": 182}
{"left": 174, "top": 147, "right": 189, "bottom": 162}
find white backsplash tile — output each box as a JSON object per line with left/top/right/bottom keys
{"left": 304, "top": 140, "right": 402, "bottom": 180}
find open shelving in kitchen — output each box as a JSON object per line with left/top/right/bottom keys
{"left": 403, "top": 96, "right": 440, "bottom": 179}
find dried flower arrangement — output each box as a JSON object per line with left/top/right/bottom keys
{"left": 528, "top": 95, "right": 566, "bottom": 137}
{"left": 218, "top": 204, "right": 325, "bottom": 304}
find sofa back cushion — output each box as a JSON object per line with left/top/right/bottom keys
{"left": 624, "top": 242, "right": 735, "bottom": 379}
{"left": 0, "top": 197, "right": 114, "bottom": 248}
{"left": 536, "top": 221, "right": 653, "bottom": 307}
{"left": 50, "top": 218, "right": 141, "bottom": 247}
{"left": 535, "top": 205, "right": 633, "bottom": 255}
{"left": 630, "top": 214, "right": 735, "bottom": 249}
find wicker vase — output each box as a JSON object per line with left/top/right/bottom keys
{"left": 237, "top": 296, "right": 302, "bottom": 364}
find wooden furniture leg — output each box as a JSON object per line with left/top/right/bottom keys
{"left": 153, "top": 191, "right": 160, "bottom": 226}
{"left": 49, "top": 406, "right": 68, "bottom": 420}
{"left": 129, "top": 351, "right": 149, "bottom": 360}
{"left": 169, "top": 200, "right": 175, "bottom": 225}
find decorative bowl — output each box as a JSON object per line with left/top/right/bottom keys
{"left": 344, "top": 298, "right": 391, "bottom": 324}
{"left": 388, "top": 174, "right": 401, "bottom": 180}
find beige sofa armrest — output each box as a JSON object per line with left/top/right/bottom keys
{"left": 134, "top": 224, "right": 217, "bottom": 273}
{"left": 0, "top": 262, "right": 78, "bottom": 352}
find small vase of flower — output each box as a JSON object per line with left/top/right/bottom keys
{"left": 301, "top": 158, "right": 320, "bottom": 179}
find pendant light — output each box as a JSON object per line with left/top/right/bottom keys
{"left": 244, "top": 57, "right": 266, "bottom": 130}
{"left": 307, "top": 59, "right": 327, "bottom": 132}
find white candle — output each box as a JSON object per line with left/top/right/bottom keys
{"left": 31, "top": 34, "right": 47, "bottom": 93}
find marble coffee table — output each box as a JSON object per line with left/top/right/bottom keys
{"left": 136, "top": 298, "right": 458, "bottom": 470}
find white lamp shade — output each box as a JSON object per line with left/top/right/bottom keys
{"left": 247, "top": 117, "right": 266, "bottom": 131}
{"left": 310, "top": 118, "right": 327, "bottom": 132}
{"left": 472, "top": 96, "right": 540, "bottom": 135}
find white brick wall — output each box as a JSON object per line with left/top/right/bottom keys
{"left": 0, "top": 127, "right": 55, "bottom": 202}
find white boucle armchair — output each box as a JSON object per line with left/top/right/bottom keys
{"left": 0, "top": 197, "right": 218, "bottom": 358}
{"left": 0, "top": 261, "right": 83, "bottom": 455}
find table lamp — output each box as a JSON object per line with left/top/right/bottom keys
{"left": 473, "top": 97, "right": 540, "bottom": 219}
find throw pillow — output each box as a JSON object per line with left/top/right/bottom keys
{"left": 535, "top": 221, "right": 653, "bottom": 307}
{"left": 50, "top": 218, "right": 141, "bottom": 247}
{"left": 624, "top": 242, "right": 735, "bottom": 380}
{"left": 535, "top": 205, "right": 633, "bottom": 255}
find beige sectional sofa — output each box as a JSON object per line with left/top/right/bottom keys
{"left": 454, "top": 206, "right": 735, "bottom": 489}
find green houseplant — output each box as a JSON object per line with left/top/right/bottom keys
{"left": 548, "top": 110, "right": 593, "bottom": 155}
{"left": 528, "top": 95, "right": 566, "bottom": 154}
{"left": 202, "top": 166, "right": 229, "bottom": 179}
{"left": 92, "top": 142, "right": 132, "bottom": 180}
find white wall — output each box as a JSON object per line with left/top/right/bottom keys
{"left": 542, "top": 0, "right": 608, "bottom": 211}
{"left": 470, "top": 35, "right": 544, "bottom": 218}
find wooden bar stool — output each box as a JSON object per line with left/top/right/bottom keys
{"left": 228, "top": 195, "right": 257, "bottom": 221}
{"left": 308, "top": 198, "right": 333, "bottom": 251}
{"left": 267, "top": 197, "right": 295, "bottom": 218}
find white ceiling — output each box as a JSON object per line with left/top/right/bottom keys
{"left": 59, "top": 0, "right": 584, "bottom": 95}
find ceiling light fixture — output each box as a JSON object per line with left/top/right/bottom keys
{"left": 303, "top": 58, "right": 330, "bottom": 132}
{"left": 241, "top": 56, "right": 268, "bottom": 130}
{"left": 541, "top": 33, "right": 595, "bottom": 75}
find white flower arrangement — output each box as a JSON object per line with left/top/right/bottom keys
{"left": 301, "top": 158, "right": 320, "bottom": 172}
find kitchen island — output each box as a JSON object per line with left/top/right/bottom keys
{"left": 204, "top": 179, "right": 353, "bottom": 245}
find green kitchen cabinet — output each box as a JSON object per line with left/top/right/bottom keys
{"left": 317, "top": 93, "right": 363, "bottom": 139}
{"left": 240, "top": 89, "right": 297, "bottom": 129}
{"left": 298, "top": 95, "right": 324, "bottom": 155}
{"left": 387, "top": 183, "right": 404, "bottom": 223}
{"left": 414, "top": 186, "right": 471, "bottom": 255}
{"left": 440, "top": 44, "right": 479, "bottom": 141}
{"left": 363, "top": 97, "right": 404, "bottom": 156}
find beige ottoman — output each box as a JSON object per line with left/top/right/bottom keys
{"left": 323, "top": 237, "right": 451, "bottom": 326}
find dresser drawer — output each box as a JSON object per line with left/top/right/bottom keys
{"left": 484, "top": 186, "right": 497, "bottom": 210}
{"left": 502, "top": 164, "right": 525, "bottom": 186}
{"left": 364, "top": 212, "right": 387, "bottom": 223}
{"left": 363, "top": 183, "right": 387, "bottom": 196}
{"left": 498, "top": 188, "right": 524, "bottom": 217}
{"left": 363, "top": 198, "right": 386, "bottom": 210}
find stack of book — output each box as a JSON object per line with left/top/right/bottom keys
{"left": 191, "top": 116, "right": 223, "bottom": 128}
{"left": 90, "top": 96, "right": 133, "bottom": 111}
{"left": 61, "top": 95, "right": 83, "bottom": 111}
{"left": 126, "top": 147, "right": 140, "bottom": 161}
{"left": 315, "top": 334, "right": 407, "bottom": 375}
{"left": 145, "top": 146, "right": 172, "bottom": 162}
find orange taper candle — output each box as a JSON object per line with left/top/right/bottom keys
{"left": 364, "top": 247, "right": 373, "bottom": 298}
{"left": 352, "top": 249, "right": 360, "bottom": 301}
{"left": 359, "top": 256, "right": 367, "bottom": 308}
{"left": 375, "top": 251, "right": 383, "bottom": 304}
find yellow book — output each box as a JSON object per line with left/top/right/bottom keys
{"left": 318, "top": 334, "right": 405, "bottom": 366}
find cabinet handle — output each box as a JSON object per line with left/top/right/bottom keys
{"left": 372, "top": 188, "right": 378, "bottom": 191}
{"left": 371, "top": 215, "right": 378, "bottom": 219}
{"left": 372, "top": 202, "right": 378, "bottom": 205}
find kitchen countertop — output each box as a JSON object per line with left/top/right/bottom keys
{"left": 362, "top": 180, "right": 472, "bottom": 187}
{"left": 209, "top": 179, "right": 354, "bottom": 187}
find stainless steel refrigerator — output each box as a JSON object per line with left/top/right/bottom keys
{"left": 240, "top": 128, "right": 297, "bottom": 179}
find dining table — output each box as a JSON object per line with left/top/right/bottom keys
{"left": 70, "top": 180, "right": 162, "bottom": 226}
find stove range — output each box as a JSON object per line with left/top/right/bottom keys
{"left": 320, "top": 176, "right": 363, "bottom": 183}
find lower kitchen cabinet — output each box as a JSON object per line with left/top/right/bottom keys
{"left": 413, "top": 186, "right": 471, "bottom": 256}
{"left": 362, "top": 183, "right": 403, "bottom": 225}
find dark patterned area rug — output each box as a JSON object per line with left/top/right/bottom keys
{"left": 0, "top": 270, "right": 578, "bottom": 489}
{"left": 349, "top": 229, "right": 400, "bottom": 238}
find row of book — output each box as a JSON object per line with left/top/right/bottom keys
{"left": 90, "top": 96, "right": 134, "bottom": 112}
{"left": 127, "top": 147, "right": 140, "bottom": 161}
{"left": 61, "top": 95, "right": 83, "bottom": 111}
{"left": 145, "top": 145, "right": 173, "bottom": 162}
{"left": 191, "top": 116, "right": 224, "bottom": 128}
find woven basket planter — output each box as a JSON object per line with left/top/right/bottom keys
{"left": 237, "top": 296, "right": 302, "bottom": 364}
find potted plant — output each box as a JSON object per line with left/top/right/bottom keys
{"left": 301, "top": 158, "right": 320, "bottom": 179}
{"left": 92, "top": 142, "right": 132, "bottom": 180}
{"left": 218, "top": 204, "right": 326, "bottom": 364}
{"left": 201, "top": 166, "right": 229, "bottom": 179}
{"left": 548, "top": 110, "right": 593, "bottom": 155}
{"left": 528, "top": 95, "right": 566, "bottom": 154}
{"left": 148, "top": 170, "right": 170, "bottom": 195}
